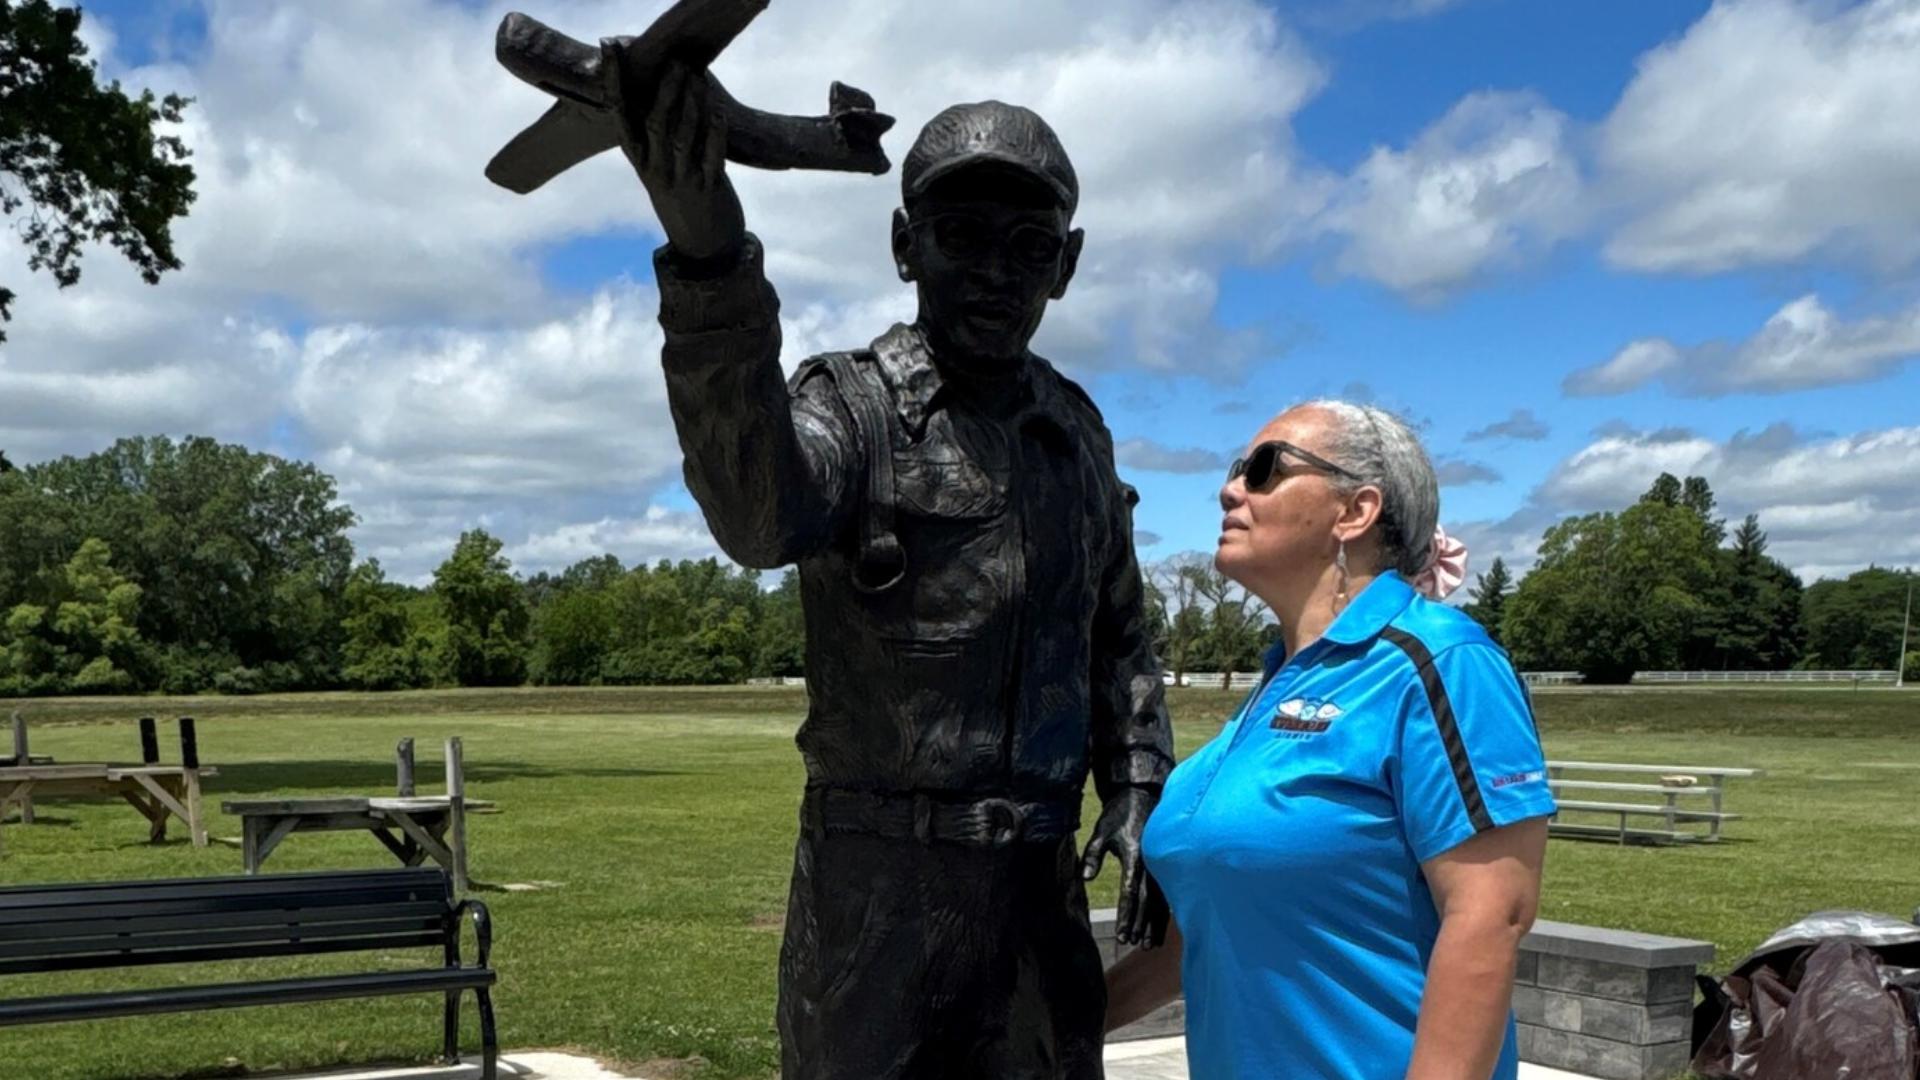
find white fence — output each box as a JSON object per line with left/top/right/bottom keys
{"left": 1630, "top": 670, "right": 1898, "bottom": 684}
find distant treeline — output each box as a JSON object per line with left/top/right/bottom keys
{"left": 0, "top": 438, "right": 1911, "bottom": 695}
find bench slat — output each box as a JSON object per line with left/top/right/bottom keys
{"left": 1552, "top": 800, "right": 1740, "bottom": 819}
{"left": 1549, "top": 780, "right": 1722, "bottom": 795}
{"left": 0, "top": 877, "right": 447, "bottom": 926}
{"left": 0, "top": 967, "right": 492, "bottom": 1027}
{"left": 0, "top": 915, "right": 447, "bottom": 963}
{"left": 0, "top": 930, "right": 450, "bottom": 977}
{"left": 0, "top": 868, "right": 446, "bottom": 912}
{"left": 1547, "top": 760, "right": 1763, "bottom": 777}
{"left": 7, "top": 900, "right": 450, "bottom": 944}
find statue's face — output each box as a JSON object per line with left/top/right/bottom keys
{"left": 892, "top": 167, "right": 1083, "bottom": 367}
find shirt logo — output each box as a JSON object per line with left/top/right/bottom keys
{"left": 1270, "top": 697, "right": 1343, "bottom": 738}
{"left": 1491, "top": 769, "right": 1545, "bottom": 789}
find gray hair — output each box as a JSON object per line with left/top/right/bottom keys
{"left": 1299, "top": 400, "right": 1439, "bottom": 578}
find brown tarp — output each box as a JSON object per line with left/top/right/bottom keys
{"left": 1693, "top": 911, "right": 1920, "bottom": 1079}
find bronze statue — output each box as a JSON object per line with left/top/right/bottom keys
{"left": 490, "top": 6, "right": 1173, "bottom": 1077}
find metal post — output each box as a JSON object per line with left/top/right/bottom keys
{"left": 178, "top": 717, "right": 199, "bottom": 770}
{"left": 1898, "top": 575, "right": 1913, "bottom": 689}
{"left": 138, "top": 717, "right": 159, "bottom": 764}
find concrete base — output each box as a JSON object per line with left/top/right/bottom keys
{"left": 275, "top": 1041, "right": 1610, "bottom": 1080}
{"left": 270, "top": 1053, "right": 631, "bottom": 1080}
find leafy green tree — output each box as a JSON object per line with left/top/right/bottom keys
{"left": 433, "top": 530, "right": 530, "bottom": 687}
{"left": 0, "top": 0, "right": 196, "bottom": 342}
{"left": 0, "top": 449, "right": 13, "bottom": 472}
{"left": 1463, "top": 556, "right": 1514, "bottom": 644}
{"left": 0, "top": 537, "right": 142, "bottom": 695}
{"left": 530, "top": 587, "right": 616, "bottom": 686}
{"left": 1503, "top": 499, "right": 1720, "bottom": 683}
{"left": 7, "top": 436, "right": 357, "bottom": 691}
{"left": 753, "top": 568, "right": 806, "bottom": 678}
{"left": 1804, "top": 567, "right": 1916, "bottom": 670}
{"left": 340, "top": 561, "right": 438, "bottom": 690}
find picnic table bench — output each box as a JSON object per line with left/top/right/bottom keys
{"left": 1545, "top": 760, "right": 1764, "bottom": 844}
{"left": 0, "top": 867, "right": 497, "bottom": 1079}
{"left": 0, "top": 717, "right": 216, "bottom": 854}
{"left": 222, "top": 737, "right": 488, "bottom": 892}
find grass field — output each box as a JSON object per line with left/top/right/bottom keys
{"left": 1, "top": 685, "right": 1916, "bottom": 1080}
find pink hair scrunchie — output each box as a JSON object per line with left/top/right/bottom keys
{"left": 1410, "top": 526, "right": 1469, "bottom": 601}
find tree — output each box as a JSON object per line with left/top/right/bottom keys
{"left": 7, "top": 436, "right": 358, "bottom": 691}
{"left": 433, "top": 530, "right": 529, "bottom": 687}
{"left": 1146, "top": 553, "right": 1209, "bottom": 684}
{"left": 0, "top": 1, "right": 197, "bottom": 342}
{"left": 530, "top": 587, "right": 616, "bottom": 686}
{"left": 0, "top": 537, "right": 142, "bottom": 695}
{"left": 1804, "top": 567, "right": 1916, "bottom": 670}
{"left": 1177, "top": 558, "right": 1269, "bottom": 679}
{"left": 1710, "top": 515, "right": 1804, "bottom": 670}
{"left": 340, "top": 560, "right": 438, "bottom": 691}
{"left": 0, "top": 449, "right": 13, "bottom": 472}
{"left": 1503, "top": 500, "right": 1720, "bottom": 683}
{"left": 753, "top": 568, "right": 806, "bottom": 678}
{"left": 1463, "top": 556, "right": 1514, "bottom": 644}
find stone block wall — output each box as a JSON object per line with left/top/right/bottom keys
{"left": 1515, "top": 919, "right": 1712, "bottom": 1079}
{"left": 1090, "top": 909, "right": 1714, "bottom": 1080}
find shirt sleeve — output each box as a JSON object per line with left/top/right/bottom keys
{"left": 655, "top": 234, "right": 860, "bottom": 567}
{"left": 1392, "top": 639, "right": 1557, "bottom": 864}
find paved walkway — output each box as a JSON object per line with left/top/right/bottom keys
{"left": 278, "top": 1041, "right": 1602, "bottom": 1080}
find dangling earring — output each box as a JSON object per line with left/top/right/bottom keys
{"left": 1334, "top": 540, "right": 1350, "bottom": 612}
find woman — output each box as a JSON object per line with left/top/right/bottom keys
{"left": 1108, "top": 400, "right": 1555, "bottom": 1080}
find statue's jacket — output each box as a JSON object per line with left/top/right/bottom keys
{"left": 655, "top": 235, "right": 1173, "bottom": 810}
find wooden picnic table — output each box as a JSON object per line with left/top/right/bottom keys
{"left": 0, "top": 762, "right": 218, "bottom": 853}
{"left": 221, "top": 794, "right": 492, "bottom": 890}
{"left": 221, "top": 737, "right": 488, "bottom": 892}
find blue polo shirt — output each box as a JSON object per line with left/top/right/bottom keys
{"left": 1141, "top": 571, "right": 1556, "bottom": 1080}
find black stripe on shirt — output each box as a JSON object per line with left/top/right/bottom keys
{"left": 1380, "top": 626, "right": 1496, "bottom": 835}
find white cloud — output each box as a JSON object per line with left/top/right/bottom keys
{"left": 1320, "top": 91, "right": 1583, "bottom": 298}
{"left": 2, "top": 0, "right": 1337, "bottom": 582}
{"left": 1524, "top": 422, "right": 1920, "bottom": 582}
{"left": 1115, "top": 438, "right": 1231, "bottom": 474}
{"left": 1566, "top": 294, "right": 1920, "bottom": 396}
{"left": 1600, "top": 0, "right": 1920, "bottom": 274}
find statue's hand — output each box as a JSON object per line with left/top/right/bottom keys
{"left": 1079, "top": 785, "right": 1163, "bottom": 947}
{"left": 613, "top": 54, "right": 746, "bottom": 266}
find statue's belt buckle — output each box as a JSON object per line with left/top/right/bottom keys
{"left": 975, "top": 797, "right": 1025, "bottom": 847}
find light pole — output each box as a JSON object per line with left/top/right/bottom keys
{"left": 1898, "top": 572, "right": 1913, "bottom": 689}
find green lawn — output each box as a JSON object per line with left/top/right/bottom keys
{"left": 1, "top": 685, "right": 1915, "bottom": 1079}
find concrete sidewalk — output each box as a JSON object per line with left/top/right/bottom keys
{"left": 277, "top": 1040, "right": 1604, "bottom": 1079}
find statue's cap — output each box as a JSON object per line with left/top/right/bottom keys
{"left": 902, "top": 101, "right": 1078, "bottom": 215}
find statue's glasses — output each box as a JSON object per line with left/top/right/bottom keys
{"left": 1227, "top": 440, "right": 1360, "bottom": 493}
{"left": 916, "top": 213, "right": 1067, "bottom": 270}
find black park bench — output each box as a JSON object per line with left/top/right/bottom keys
{"left": 0, "top": 867, "right": 498, "bottom": 1079}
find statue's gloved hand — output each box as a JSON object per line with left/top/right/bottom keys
{"left": 611, "top": 54, "right": 746, "bottom": 266}
{"left": 1079, "top": 785, "right": 1161, "bottom": 947}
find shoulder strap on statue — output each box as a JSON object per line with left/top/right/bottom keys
{"left": 817, "top": 351, "right": 905, "bottom": 593}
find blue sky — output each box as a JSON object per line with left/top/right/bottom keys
{"left": 8, "top": 0, "right": 1918, "bottom": 586}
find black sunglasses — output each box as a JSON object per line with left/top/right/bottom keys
{"left": 916, "top": 213, "right": 1067, "bottom": 269}
{"left": 1227, "top": 440, "right": 1360, "bottom": 492}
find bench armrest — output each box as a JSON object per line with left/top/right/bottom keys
{"left": 451, "top": 898, "right": 493, "bottom": 969}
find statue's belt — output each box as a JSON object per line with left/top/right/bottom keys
{"left": 805, "top": 788, "right": 1078, "bottom": 847}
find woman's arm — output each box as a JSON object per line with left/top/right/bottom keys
{"left": 1104, "top": 917, "right": 1184, "bottom": 1034}
{"left": 1405, "top": 817, "right": 1547, "bottom": 1080}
